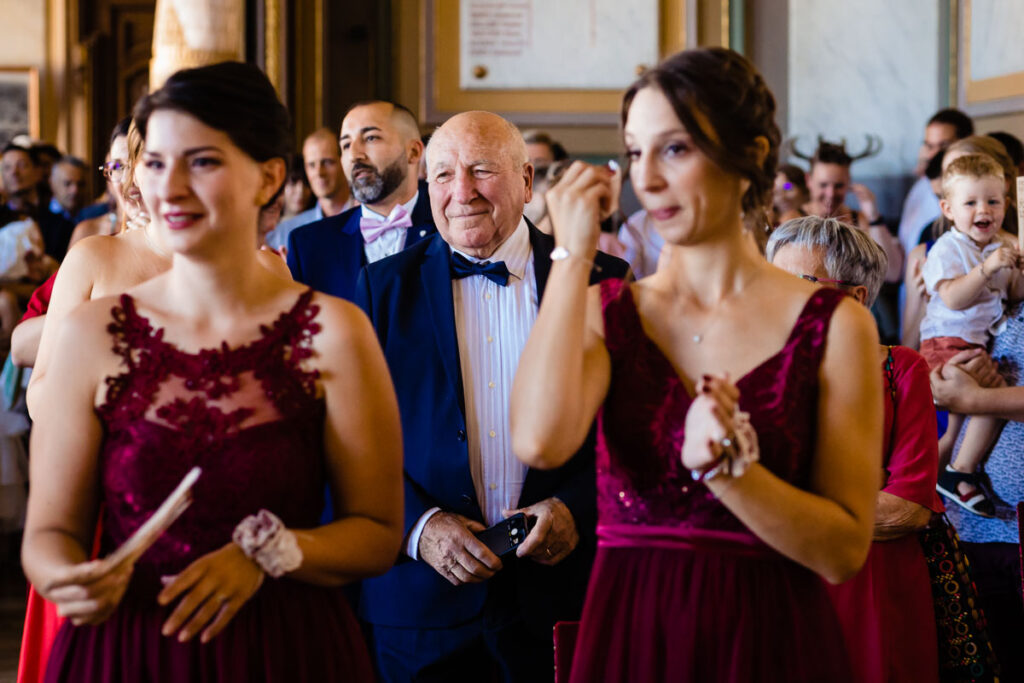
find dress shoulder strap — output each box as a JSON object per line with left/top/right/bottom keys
{"left": 784, "top": 287, "right": 848, "bottom": 369}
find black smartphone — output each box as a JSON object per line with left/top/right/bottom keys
{"left": 474, "top": 513, "right": 533, "bottom": 557}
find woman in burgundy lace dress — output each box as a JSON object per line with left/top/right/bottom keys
{"left": 511, "top": 48, "right": 883, "bottom": 682}
{"left": 21, "top": 62, "right": 403, "bottom": 682}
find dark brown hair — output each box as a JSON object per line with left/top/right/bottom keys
{"left": 134, "top": 61, "right": 292, "bottom": 207}
{"left": 811, "top": 141, "right": 854, "bottom": 168}
{"left": 622, "top": 48, "right": 780, "bottom": 215}
{"left": 777, "top": 163, "right": 808, "bottom": 193}
{"left": 134, "top": 62, "right": 292, "bottom": 165}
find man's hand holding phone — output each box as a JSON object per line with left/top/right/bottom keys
{"left": 502, "top": 498, "right": 579, "bottom": 566}
{"left": 418, "top": 512, "right": 503, "bottom": 586}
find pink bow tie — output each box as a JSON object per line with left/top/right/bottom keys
{"left": 359, "top": 205, "right": 413, "bottom": 243}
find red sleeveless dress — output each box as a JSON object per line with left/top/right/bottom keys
{"left": 568, "top": 280, "right": 853, "bottom": 683}
{"left": 41, "top": 291, "right": 374, "bottom": 682}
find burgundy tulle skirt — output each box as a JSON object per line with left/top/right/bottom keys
{"left": 568, "top": 527, "right": 853, "bottom": 683}
{"left": 43, "top": 578, "right": 373, "bottom": 682}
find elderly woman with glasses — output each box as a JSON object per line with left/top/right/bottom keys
{"left": 767, "top": 215, "right": 943, "bottom": 683}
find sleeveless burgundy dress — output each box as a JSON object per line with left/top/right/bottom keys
{"left": 568, "top": 280, "right": 853, "bottom": 683}
{"left": 44, "top": 291, "right": 374, "bottom": 683}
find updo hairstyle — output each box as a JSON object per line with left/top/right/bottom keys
{"left": 622, "top": 48, "right": 781, "bottom": 217}
{"left": 133, "top": 61, "right": 292, "bottom": 204}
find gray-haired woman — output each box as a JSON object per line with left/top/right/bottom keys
{"left": 767, "top": 216, "right": 942, "bottom": 683}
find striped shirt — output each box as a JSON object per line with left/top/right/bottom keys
{"left": 405, "top": 218, "right": 535, "bottom": 557}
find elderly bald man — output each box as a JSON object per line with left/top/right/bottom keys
{"left": 354, "top": 111, "right": 629, "bottom": 682}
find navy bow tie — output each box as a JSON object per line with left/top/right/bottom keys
{"left": 450, "top": 252, "right": 510, "bottom": 286}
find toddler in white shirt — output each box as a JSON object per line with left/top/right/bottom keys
{"left": 921, "top": 154, "right": 1021, "bottom": 517}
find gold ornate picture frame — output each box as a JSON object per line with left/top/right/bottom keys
{"left": 956, "top": 0, "right": 1024, "bottom": 116}
{"left": 422, "top": 0, "right": 692, "bottom": 125}
{"left": 0, "top": 66, "right": 39, "bottom": 145}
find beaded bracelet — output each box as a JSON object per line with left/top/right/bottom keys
{"left": 691, "top": 410, "right": 760, "bottom": 492}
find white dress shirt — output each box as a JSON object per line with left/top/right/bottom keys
{"left": 617, "top": 208, "right": 664, "bottom": 279}
{"left": 362, "top": 192, "right": 420, "bottom": 264}
{"left": 897, "top": 175, "right": 941, "bottom": 258}
{"left": 405, "top": 218, "right": 536, "bottom": 558}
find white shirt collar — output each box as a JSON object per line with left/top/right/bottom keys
{"left": 950, "top": 226, "right": 1002, "bottom": 252}
{"left": 360, "top": 191, "right": 419, "bottom": 222}
{"left": 450, "top": 217, "right": 530, "bottom": 281}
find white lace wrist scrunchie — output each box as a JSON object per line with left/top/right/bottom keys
{"left": 232, "top": 509, "right": 303, "bottom": 578}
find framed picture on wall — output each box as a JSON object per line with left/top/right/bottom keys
{"left": 0, "top": 67, "right": 40, "bottom": 146}
{"left": 423, "top": 0, "right": 693, "bottom": 125}
{"left": 956, "top": 0, "right": 1024, "bottom": 116}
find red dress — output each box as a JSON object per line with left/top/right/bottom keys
{"left": 826, "top": 346, "right": 944, "bottom": 683}
{"left": 17, "top": 271, "right": 62, "bottom": 683}
{"left": 41, "top": 291, "right": 374, "bottom": 682}
{"left": 569, "top": 281, "right": 853, "bottom": 683}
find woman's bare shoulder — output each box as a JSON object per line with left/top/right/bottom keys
{"left": 65, "top": 231, "right": 137, "bottom": 264}
{"left": 68, "top": 214, "right": 112, "bottom": 247}
{"left": 308, "top": 290, "right": 371, "bottom": 335}
{"left": 49, "top": 295, "right": 126, "bottom": 352}
{"left": 256, "top": 248, "right": 293, "bottom": 280}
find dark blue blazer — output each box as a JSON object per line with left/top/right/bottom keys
{"left": 286, "top": 181, "right": 435, "bottom": 302}
{"left": 354, "top": 222, "right": 629, "bottom": 633}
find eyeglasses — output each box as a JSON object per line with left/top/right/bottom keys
{"left": 799, "top": 274, "right": 858, "bottom": 287}
{"left": 99, "top": 160, "right": 130, "bottom": 182}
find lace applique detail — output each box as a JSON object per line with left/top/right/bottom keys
{"left": 98, "top": 290, "right": 322, "bottom": 433}
{"left": 95, "top": 289, "right": 329, "bottom": 587}
{"left": 155, "top": 397, "right": 254, "bottom": 442}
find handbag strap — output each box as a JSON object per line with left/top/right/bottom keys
{"left": 883, "top": 345, "right": 897, "bottom": 451}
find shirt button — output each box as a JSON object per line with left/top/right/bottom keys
{"left": 489, "top": 430, "right": 496, "bottom": 438}
{"left": 486, "top": 336, "right": 493, "bottom": 343}
{"left": 488, "top": 381, "right": 495, "bottom": 388}
{"left": 485, "top": 293, "right": 492, "bottom": 300}
{"left": 489, "top": 483, "right": 497, "bottom": 491}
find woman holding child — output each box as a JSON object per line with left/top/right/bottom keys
{"left": 928, "top": 149, "right": 1024, "bottom": 680}
{"left": 922, "top": 154, "right": 1021, "bottom": 518}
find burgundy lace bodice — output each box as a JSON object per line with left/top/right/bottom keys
{"left": 96, "top": 290, "right": 325, "bottom": 592}
{"left": 596, "top": 279, "right": 846, "bottom": 539}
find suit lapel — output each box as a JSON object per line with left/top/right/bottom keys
{"left": 405, "top": 182, "right": 436, "bottom": 249}
{"left": 421, "top": 236, "right": 466, "bottom": 417}
{"left": 528, "top": 220, "right": 554, "bottom": 301}
{"left": 515, "top": 221, "right": 558, "bottom": 507}
{"left": 410, "top": 180, "right": 432, "bottom": 224}
{"left": 340, "top": 208, "right": 368, "bottom": 273}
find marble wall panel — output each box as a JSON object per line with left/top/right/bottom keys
{"left": 788, "top": 0, "right": 941, "bottom": 214}
{"left": 969, "top": 0, "right": 1024, "bottom": 81}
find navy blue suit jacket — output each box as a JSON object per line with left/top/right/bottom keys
{"left": 286, "top": 181, "right": 435, "bottom": 301}
{"left": 353, "top": 222, "right": 629, "bottom": 633}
